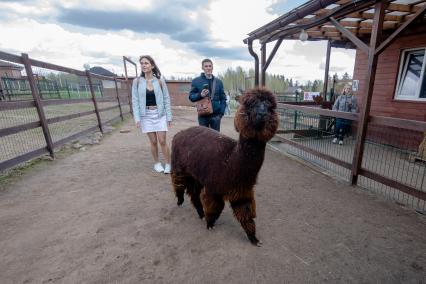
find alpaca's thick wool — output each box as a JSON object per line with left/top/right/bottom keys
{"left": 171, "top": 88, "right": 278, "bottom": 245}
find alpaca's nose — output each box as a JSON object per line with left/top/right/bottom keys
{"left": 256, "top": 103, "right": 267, "bottom": 120}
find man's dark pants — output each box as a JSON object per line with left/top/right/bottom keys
{"left": 198, "top": 114, "right": 222, "bottom": 131}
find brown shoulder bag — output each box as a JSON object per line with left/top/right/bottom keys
{"left": 196, "top": 79, "right": 216, "bottom": 116}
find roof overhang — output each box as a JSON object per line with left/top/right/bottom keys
{"left": 244, "top": 0, "right": 426, "bottom": 48}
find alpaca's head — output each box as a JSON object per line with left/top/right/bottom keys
{"left": 234, "top": 87, "right": 278, "bottom": 142}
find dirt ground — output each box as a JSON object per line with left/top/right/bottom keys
{"left": 1, "top": 107, "right": 426, "bottom": 283}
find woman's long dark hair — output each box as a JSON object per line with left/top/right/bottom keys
{"left": 139, "top": 55, "right": 162, "bottom": 79}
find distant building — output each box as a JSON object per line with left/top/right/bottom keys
{"left": 89, "top": 66, "right": 117, "bottom": 96}
{"left": 0, "top": 60, "right": 23, "bottom": 78}
{"left": 0, "top": 60, "right": 24, "bottom": 99}
{"left": 166, "top": 80, "right": 192, "bottom": 106}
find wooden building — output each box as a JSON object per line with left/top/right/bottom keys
{"left": 244, "top": 0, "right": 426, "bottom": 191}
{"left": 165, "top": 80, "right": 192, "bottom": 106}
{"left": 0, "top": 60, "right": 23, "bottom": 78}
{"left": 244, "top": 0, "right": 426, "bottom": 145}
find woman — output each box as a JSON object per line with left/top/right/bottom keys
{"left": 132, "top": 55, "right": 172, "bottom": 173}
{"left": 332, "top": 84, "right": 357, "bottom": 145}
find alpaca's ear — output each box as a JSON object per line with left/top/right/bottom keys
{"left": 234, "top": 117, "right": 240, "bottom": 133}
{"left": 234, "top": 105, "right": 243, "bottom": 133}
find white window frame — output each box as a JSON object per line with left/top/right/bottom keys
{"left": 394, "top": 47, "right": 426, "bottom": 101}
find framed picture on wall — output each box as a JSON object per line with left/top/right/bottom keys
{"left": 352, "top": 80, "right": 359, "bottom": 92}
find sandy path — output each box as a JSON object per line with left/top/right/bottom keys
{"left": 1, "top": 107, "right": 425, "bottom": 283}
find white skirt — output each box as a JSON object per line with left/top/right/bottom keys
{"left": 140, "top": 109, "right": 168, "bottom": 133}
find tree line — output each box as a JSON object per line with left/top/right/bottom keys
{"left": 35, "top": 66, "right": 352, "bottom": 96}
{"left": 215, "top": 67, "right": 352, "bottom": 95}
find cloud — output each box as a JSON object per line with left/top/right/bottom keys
{"left": 267, "top": 0, "right": 306, "bottom": 15}
{"left": 0, "top": 0, "right": 357, "bottom": 82}
{"left": 58, "top": 8, "right": 208, "bottom": 42}
{"left": 189, "top": 43, "right": 250, "bottom": 60}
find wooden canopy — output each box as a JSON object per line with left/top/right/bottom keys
{"left": 244, "top": 0, "right": 426, "bottom": 48}
{"left": 244, "top": 0, "right": 426, "bottom": 185}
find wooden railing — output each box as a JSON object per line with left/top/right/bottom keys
{"left": 0, "top": 51, "right": 132, "bottom": 172}
{"left": 276, "top": 102, "right": 426, "bottom": 203}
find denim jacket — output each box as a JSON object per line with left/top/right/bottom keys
{"left": 132, "top": 76, "right": 172, "bottom": 123}
{"left": 332, "top": 94, "right": 357, "bottom": 113}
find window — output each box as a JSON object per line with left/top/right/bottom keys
{"left": 395, "top": 48, "right": 426, "bottom": 101}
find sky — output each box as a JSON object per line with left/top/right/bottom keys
{"left": 0, "top": 0, "right": 356, "bottom": 82}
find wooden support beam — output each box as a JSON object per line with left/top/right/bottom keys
{"left": 345, "top": 11, "right": 402, "bottom": 22}
{"left": 22, "top": 53, "right": 55, "bottom": 158}
{"left": 350, "top": 1, "right": 386, "bottom": 185}
{"left": 375, "top": 3, "right": 426, "bottom": 55}
{"left": 261, "top": 43, "right": 267, "bottom": 87}
{"left": 262, "top": 38, "right": 283, "bottom": 73}
{"left": 322, "top": 40, "right": 332, "bottom": 100}
{"left": 386, "top": 3, "right": 420, "bottom": 12}
{"left": 329, "top": 17, "right": 370, "bottom": 54}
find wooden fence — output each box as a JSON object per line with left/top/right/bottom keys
{"left": 0, "top": 51, "right": 132, "bottom": 172}
{"left": 275, "top": 102, "right": 426, "bottom": 210}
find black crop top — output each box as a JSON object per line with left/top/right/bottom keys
{"left": 146, "top": 89, "right": 156, "bottom": 106}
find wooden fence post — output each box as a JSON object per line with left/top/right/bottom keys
{"left": 114, "top": 77, "right": 124, "bottom": 121}
{"left": 350, "top": 1, "right": 385, "bottom": 185}
{"left": 123, "top": 57, "right": 133, "bottom": 116}
{"left": 86, "top": 71, "right": 103, "bottom": 133}
{"left": 21, "top": 53, "right": 55, "bottom": 158}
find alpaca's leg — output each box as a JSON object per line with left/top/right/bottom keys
{"left": 230, "top": 197, "right": 260, "bottom": 246}
{"left": 201, "top": 190, "right": 225, "bottom": 229}
{"left": 171, "top": 172, "right": 186, "bottom": 206}
{"left": 186, "top": 179, "right": 204, "bottom": 219}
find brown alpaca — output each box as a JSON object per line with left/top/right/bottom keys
{"left": 171, "top": 88, "right": 278, "bottom": 245}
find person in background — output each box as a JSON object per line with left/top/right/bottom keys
{"left": 332, "top": 83, "right": 357, "bottom": 145}
{"left": 189, "top": 58, "right": 226, "bottom": 131}
{"left": 224, "top": 91, "right": 231, "bottom": 116}
{"left": 132, "top": 55, "right": 172, "bottom": 174}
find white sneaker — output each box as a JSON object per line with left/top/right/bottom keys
{"left": 338, "top": 140, "right": 343, "bottom": 145}
{"left": 332, "top": 138, "right": 338, "bottom": 144}
{"left": 154, "top": 162, "right": 164, "bottom": 173}
{"left": 164, "top": 164, "right": 171, "bottom": 174}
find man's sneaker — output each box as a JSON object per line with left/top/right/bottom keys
{"left": 164, "top": 164, "right": 171, "bottom": 174}
{"left": 154, "top": 162, "right": 164, "bottom": 173}
{"left": 338, "top": 140, "right": 343, "bottom": 145}
{"left": 332, "top": 138, "right": 338, "bottom": 144}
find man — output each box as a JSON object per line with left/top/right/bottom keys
{"left": 189, "top": 59, "right": 226, "bottom": 131}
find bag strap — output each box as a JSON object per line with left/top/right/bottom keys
{"left": 210, "top": 78, "right": 216, "bottom": 100}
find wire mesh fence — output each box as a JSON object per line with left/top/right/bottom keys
{"left": 274, "top": 103, "right": 426, "bottom": 211}
{"left": 0, "top": 126, "right": 46, "bottom": 163}
{"left": 0, "top": 51, "right": 131, "bottom": 172}
{"left": 276, "top": 107, "right": 355, "bottom": 166}
{"left": 358, "top": 124, "right": 426, "bottom": 210}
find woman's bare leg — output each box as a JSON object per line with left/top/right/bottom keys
{"left": 157, "top": 131, "right": 170, "bottom": 164}
{"left": 146, "top": 132, "right": 159, "bottom": 162}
